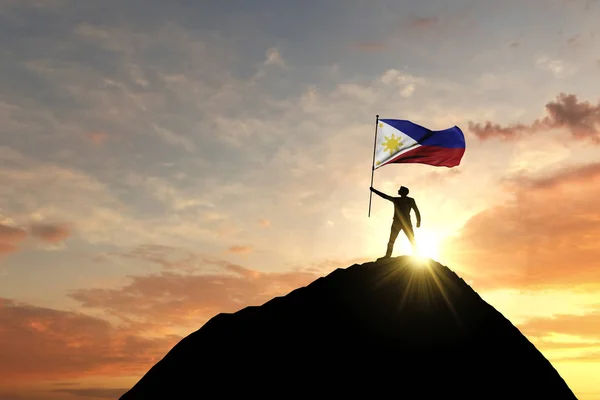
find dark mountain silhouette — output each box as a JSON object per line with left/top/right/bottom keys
{"left": 120, "top": 256, "right": 576, "bottom": 399}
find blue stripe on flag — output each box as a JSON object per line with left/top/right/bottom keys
{"left": 380, "top": 119, "right": 465, "bottom": 149}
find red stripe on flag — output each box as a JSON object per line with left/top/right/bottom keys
{"left": 382, "top": 145, "right": 465, "bottom": 168}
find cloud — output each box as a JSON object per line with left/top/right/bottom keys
{"left": 227, "top": 245, "right": 252, "bottom": 254}
{"left": 567, "top": 34, "right": 582, "bottom": 46}
{"left": 535, "top": 56, "right": 576, "bottom": 78}
{"left": 468, "top": 93, "right": 600, "bottom": 143}
{"left": 69, "top": 247, "right": 320, "bottom": 330}
{"left": 264, "top": 48, "right": 285, "bottom": 67}
{"left": 85, "top": 132, "right": 108, "bottom": 146}
{"left": 0, "top": 147, "right": 236, "bottom": 251}
{"left": 0, "top": 222, "right": 69, "bottom": 255}
{"left": 515, "top": 308, "right": 600, "bottom": 363}
{"left": 0, "top": 242, "right": 350, "bottom": 387}
{"left": 0, "top": 224, "right": 27, "bottom": 256}
{"left": 553, "top": 351, "right": 600, "bottom": 362}
{"left": 52, "top": 388, "right": 128, "bottom": 399}
{"left": 259, "top": 219, "right": 271, "bottom": 227}
{"left": 71, "top": 245, "right": 369, "bottom": 335}
{"left": 0, "top": 5, "right": 501, "bottom": 263}
{"left": 442, "top": 162, "right": 600, "bottom": 289}
{"left": 0, "top": 297, "right": 179, "bottom": 383}
{"left": 2, "top": 248, "right": 365, "bottom": 396}
{"left": 519, "top": 310, "right": 600, "bottom": 339}
{"left": 352, "top": 41, "right": 387, "bottom": 52}
{"left": 152, "top": 123, "right": 196, "bottom": 153}
{"left": 409, "top": 17, "right": 440, "bottom": 29}
{"left": 29, "top": 223, "right": 71, "bottom": 243}
{"left": 401, "top": 12, "right": 475, "bottom": 37}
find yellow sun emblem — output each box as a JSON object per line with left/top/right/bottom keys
{"left": 381, "top": 133, "right": 403, "bottom": 155}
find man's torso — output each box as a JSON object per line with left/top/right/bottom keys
{"left": 392, "top": 196, "right": 413, "bottom": 225}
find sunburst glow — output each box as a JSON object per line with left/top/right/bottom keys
{"left": 414, "top": 229, "right": 441, "bottom": 260}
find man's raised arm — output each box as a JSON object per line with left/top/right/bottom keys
{"left": 370, "top": 187, "right": 393, "bottom": 201}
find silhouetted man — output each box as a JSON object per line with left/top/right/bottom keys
{"left": 370, "top": 186, "right": 421, "bottom": 258}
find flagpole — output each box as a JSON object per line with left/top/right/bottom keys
{"left": 368, "top": 114, "right": 379, "bottom": 217}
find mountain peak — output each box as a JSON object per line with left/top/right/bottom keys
{"left": 120, "top": 256, "right": 576, "bottom": 399}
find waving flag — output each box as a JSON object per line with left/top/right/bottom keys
{"left": 374, "top": 119, "right": 465, "bottom": 169}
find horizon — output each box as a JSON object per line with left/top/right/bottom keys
{"left": 1, "top": 1, "right": 600, "bottom": 399}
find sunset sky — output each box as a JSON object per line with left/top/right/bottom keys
{"left": 1, "top": 0, "right": 600, "bottom": 398}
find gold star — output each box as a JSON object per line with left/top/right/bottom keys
{"left": 378, "top": 122, "right": 383, "bottom": 128}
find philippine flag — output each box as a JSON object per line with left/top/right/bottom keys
{"left": 373, "top": 119, "right": 466, "bottom": 169}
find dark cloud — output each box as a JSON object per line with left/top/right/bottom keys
{"left": 567, "top": 34, "right": 582, "bottom": 45}
{"left": 468, "top": 93, "right": 600, "bottom": 143}
{"left": 400, "top": 11, "right": 475, "bottom": 37}
{"left": 409, "top": 17, "right": 440, "bottom": 29}
{"left": 29, "top": 223, "right": 70, "bottom": 243}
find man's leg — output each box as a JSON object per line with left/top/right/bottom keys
{"left": 384, "top": 225, "right": 400, "bottom": 258}
{"left": 403, "top": 223, "right": 417, "bottom": 255}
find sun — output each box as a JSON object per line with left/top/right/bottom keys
{"left": 381, "top": 134, "right": 403, "bottom": 155}
{"left": 413, "top": 230, "right": 441, "bottom": 260}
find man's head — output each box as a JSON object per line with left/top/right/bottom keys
{"left": 398, "top": 186, "right": 409, "bottom": 196}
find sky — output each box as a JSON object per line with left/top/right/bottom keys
{"left": 1, "top": 0, "right": 600, "bottom": 398}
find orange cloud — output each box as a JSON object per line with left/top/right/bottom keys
{"left": 86, "top": 132, "right": 108, "bottom": 146}
{"left": 259, "top": 219, "right": 271, "bottom": 227}
{"left": 0, "top": 224, "right": 27, "bottom": 256}
{"left": 29, "top": 223, "right": 71, "bottom": 243}
{"left": 442, "top": 162, "right": 600, "bottom": 290}
{"left": 0, "top": 248, "right": 337, "bottom": 396}
{"left": 68, "top": 260, "right": 318, "bottom": 330}
{"left": 553, "top": 351, "right": 600, "bottom": 363}
{"left": 0, "top": 297, "right": 179, "bottom": 384}
{"left": 52, "top": 388, "right": 128, "bottom": 399}
{"left": 512, "top": 310, "right": 600, "bottom": 364}
{"left": 519, "top": 311, "right": 600, "bottom": 339}
{"left": 0, "top": 222, "right": 72, "bottom": 256}
{"left": 227, "top": 245, "right": 252, "bottom": 254}
{"left": 468, "top": 93, "right": 600, "bottom": 143}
